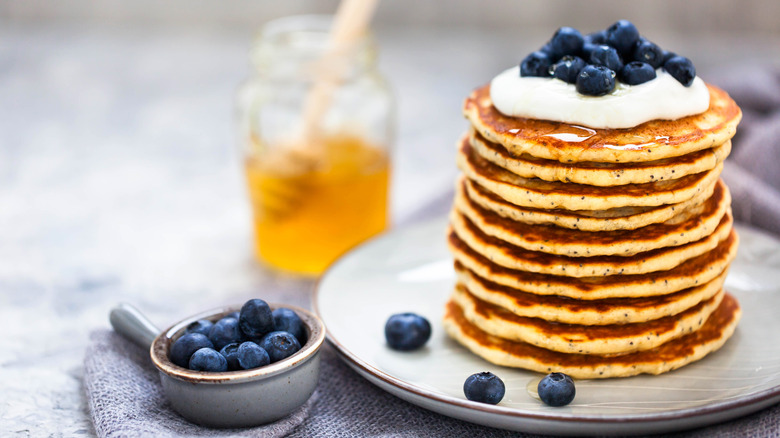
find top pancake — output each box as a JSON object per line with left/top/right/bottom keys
{"left": 464, "top": 84, "right": 741, "bottom": 163}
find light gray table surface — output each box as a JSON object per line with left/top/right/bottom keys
{"left": 2, "top": 22, "right": 779, "bottom": 436}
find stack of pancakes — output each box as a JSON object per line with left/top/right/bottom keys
{"left": 443, "top": 84, "right": 743, "bottom": 378}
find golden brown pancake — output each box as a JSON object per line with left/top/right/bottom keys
{"left": 455, "top": 177, "right": 730, "bottom": 256}
{"left": 455, "top": 263, "right": 727, "bottom": 324}
{"left": 458, "top": 137, "right": 723, "bottom": 211}
{"left": 470, "top": 129, "right": 731, "bottom": 186}
{"left": 464, "top": 84, "right": 741, "bottom": 163}
{"left": 443, "top": 293, "right": 741, "bottom": 378}
{"left": 449, "top": 208, "right": 733, "bottom": 277}
{"left": 452, "top": 285, "right": 724, "bottom": 355}
{"left": 462, "top": 176, "right": 718, "bottom": 231}
{"left": 448, "top": 229, "right": 738, "bottom": 299}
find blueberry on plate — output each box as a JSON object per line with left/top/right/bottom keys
{"left": 620, "top": 61, "right": 657, "bottom": 85}
{"left": 606, "top": 19, "right": 640, "bottom": 56}
{"left": 549, "top": 26, "right": 584, "bottom": 59}
{"left": 463, "top": 372, "right": 505, "bottom": 405}
{"left": 260, "top": 331, "right": 302, "bottom": 363}
{"left": 170, "top": 332, "right": 214, "bottom": 368}
{"left": 520, "top": 51, "right": 552, "bottom": 77}
{"left": 384, "top": 313, "right": 432, "bottom": 351}
{"left": 550, "top": 56, "right": 586, "bottom": 84}
{"left": 189, "top": 347, "right": 228, "bottom": 372}
{"left": 576, "top": 65, "right": 616, "bottom": 96}
{"left": 664, "top": 55, "right": 696, "bottom": 86}
{"left": 184, "top": 319, "right": 214, "bottom": 337}
{"left": 237, "top": 341, "right": 271, "bottom": 370}
{"left": 273, "top": 308, "right": 306, "bottom": 346}
{"left": 589, "top": 45, "right": 623, "bottom": 73}
{"left": 208, "top": 316, "right": 243, "bottom": 351}
{"left": 633, "top": 40, "right": 664, "bottom": 69}
{"left": 239, "top": 299, "right": 274, "bottom": 340}
{"left": 219, "top": 342, "right": 241, "bottom": 371}
{"left": 538, "top": 372, "right": 576, "bottom": 407}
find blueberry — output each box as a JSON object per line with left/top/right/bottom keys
{"left": 664, "top": 55, "right": 696, "bottom": 86}
{"left": 589, "top": 45, "right": 623, "bottom": 72}
{"left": 188, "top": 347, "right": 228, "bottom": 372}
{"left": 260, "top": 331, "right": 302, "bottom": 363}
{"left": 580, "top": 42, "right": 600, "bottom": 61}
{"left": 633, "top": 40, "right": 664, "bottom": 68}
{"left": 549, "top": 27, "right": 584, "bottom": 59}
{"left": 549, "top": 56, "right": 586, "bottom": 84}
{"left": 606, "top": 20, "right": 640, "bottom": 56}
{"left": 227, "top": 311, "right": 240, "bottom": 320}
{"left": 619, "top": 61, "right": 657, "bottom": 85}
{"left": 239, "top": 299, "right": 274, "bottom": 340}
{"left": 463, "top": 372, "right": 505, "bottom": 405}
{"left": 538, "top": 372, "right": 576, "bottom": 407}
{"left": 170, "top": 332, "right": 213, "bottom": 368}
{"left": 208, "top": 317, "right": 242, "bottom": 351}
{"left": 219, "top": 342, "right": 241, "bottom": 370}
{"left": 273, "top": 308, "right": 306, "bottom": 346}
{"left": 184, "top": 319, "right": 214, "bottom": 337}
{"left": 237, "top": 341, "right": 271, "bottom": 369}
{"left": 583, "top": 29, "right": 607, "bottom": 45}
{"left": 520, "top": 51, "right": 552, "bottom": 77}
{"left": 576, "top": 65, "right": 616, "bottom": 96}
{"left": 662, "top": 50, "right": 677, "bottom": 65}
{"left": 384, "top": 313, "right": 432, "bottom": 351}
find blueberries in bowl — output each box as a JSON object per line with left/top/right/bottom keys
{"left": 170, "top": 333, "right": 214, "bottom": 368}
{"left": 273, "top": 307, "right": 307, "bottom": 346}
{"left": 208, "top": 316, "right": 242, "bottom": 351}
{"left": 189, "top": 347, "right": 228, "bottom": 372}
{"left": 464, "top": 372, "right": 506, "bottom": 405}
{"left": 169, "top": 299, "right": 309, "bottom": 373}
{"left": 260, "top": 331, "right": 302, "bottom": 362}
{"left": 239, "top": 299, "right": 274, "bottom": 340}
{"left": 519, "top": 20, "right": 697, "bottom": 93}
{"left": 538, "top": 372, "right": 576, "bottom": 407}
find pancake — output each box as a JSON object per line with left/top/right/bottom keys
{"left": 451, "top": 285, "right": 724, "bottom": 355}
{"left": 462, "top": 176, "right": 718, "bottom": 231}
{"left": 443, "top": 293, "right": 741, "bottom": 378}
{"left": 455, "top": 263, "right": 727, "bottom": 324}
{"left": 449, "top": 208, "right": 733, "bottom": 277}
{"left": 458, "top": 137, "right": 723, "bottom": 211}
{"left": 470, "top": 129, "right": 731, "bottom": 186}
{"left": 464, "top": 83, "right": 741, "bottom": 164}
{"left": 455, "top": 176, "right": 730, "bottom": 256}
{"left": 448, "top": 229, "right": 738, "bottom": 299}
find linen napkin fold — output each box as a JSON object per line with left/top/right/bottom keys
{"left": 83, "top": 329, "right": 313, "bottom": 438}
{"left": 711, "top": 64, "right": 780, "bottom": 236}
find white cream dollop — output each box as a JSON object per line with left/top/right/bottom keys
{"left": 489, "top": 66, "right": 710, "bottom": 129}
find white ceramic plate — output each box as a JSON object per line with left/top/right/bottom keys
{"left": 314, "top": 217, "right": 780, "bottom": 436}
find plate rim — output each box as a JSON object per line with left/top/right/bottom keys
{"left": 312, "top": 217, "right": 780, "bottom": 430}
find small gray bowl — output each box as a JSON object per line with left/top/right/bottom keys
{"left": 110, "top": 302, "right": 325, "bottom": 428}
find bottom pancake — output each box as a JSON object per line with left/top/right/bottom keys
{"left": 443, "top": 293, "right": 741, "bottom": 379}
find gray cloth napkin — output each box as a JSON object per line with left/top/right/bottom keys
{"left": 83, "top": 329, "right": 313, "bottom": 438}
{"left": 711, "top": 64, "right": 780, "bottom": 236}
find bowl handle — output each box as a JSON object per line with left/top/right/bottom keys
{"left": 110, "top": 303, "right": 161, "bottom": 349}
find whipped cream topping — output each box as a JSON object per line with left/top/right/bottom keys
{"left": 490, "top": 66, "right": 710, "bottom": 129}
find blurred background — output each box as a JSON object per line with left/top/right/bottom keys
{"left": 2, "top": 1, "right": 780, "bottom": 434}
